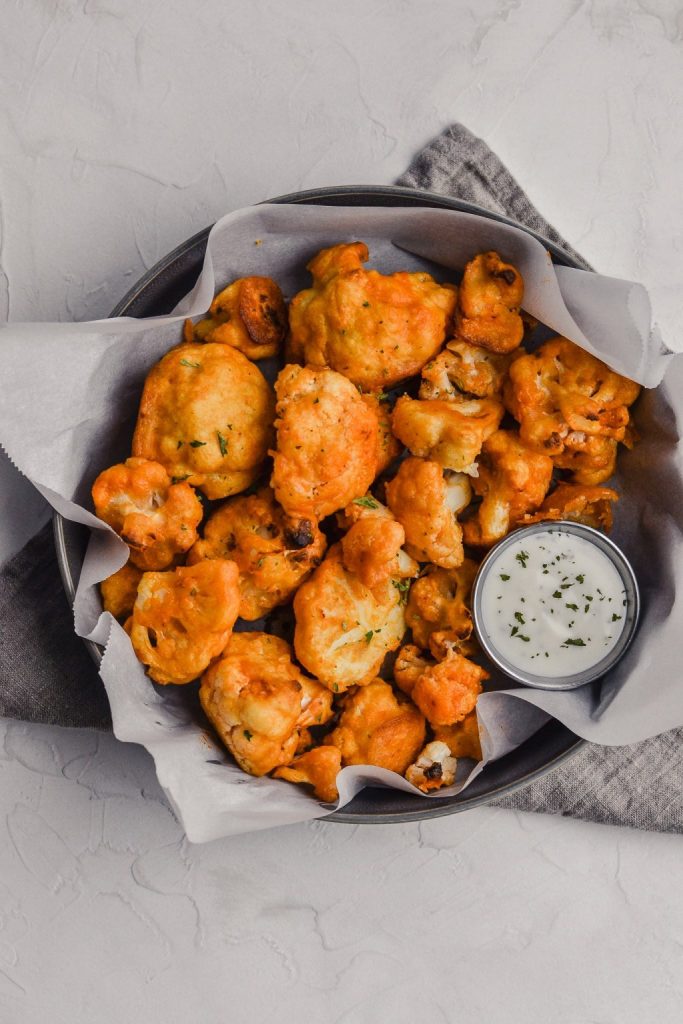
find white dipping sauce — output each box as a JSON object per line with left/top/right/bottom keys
{"left": 477, "top": 529, "right": 628, "bottom": 679}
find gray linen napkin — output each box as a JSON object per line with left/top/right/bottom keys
{"left": 1, "top": 122, "right": 680, "bottom": 830}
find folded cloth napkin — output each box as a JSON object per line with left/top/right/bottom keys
{"left": 1, "top": 122, "right": 680, "bottom": 831}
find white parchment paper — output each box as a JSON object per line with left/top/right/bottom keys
{"left": 1, "top": 204, "right": 681, "bottom": 842}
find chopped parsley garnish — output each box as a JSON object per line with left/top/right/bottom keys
{"left": 353, "top": 496, "right": 379, "bottom": 509}
{"left": 243, "top": 730, "right": 253, "bottom": 741}
{"left": 611, "top": 613, "right": 622, "bottom": 622}
{"left": 562, "top": 638, "right": 587, "bottom": 647}
{"left": 516, "top": 550, "right": 529, "bottom": 568}
{"left": 566, "top": 603, "right": 579, "bottom": 611}
{"left": 514, "top": 611, "right": 525, "bottom": 624}
{"left": 180, "top": 358, "right": 201, "bottom": 368}
{"left": 189, "top": 439, "right": 206, "bottom": 448}
{"left": 499, "top": 573, "right": 510, "bottom": 581}
{"left": 364, "top": 631, "right": 374, "bottom": 644}
{"left": 217, "top": 431, "right": 229, "bottom": 456}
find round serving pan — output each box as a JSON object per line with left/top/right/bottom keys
{"left": 54, "top": 184, "right": 584, "bottom": 824}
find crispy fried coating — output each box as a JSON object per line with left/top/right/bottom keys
{"left": 92, "top": 457, "right": 203, "bottom": 570}
{"left": 271, "top": 364, "right": 378, "bottom": 520}
{"left": 100, "top": 563, "right": 143, "bottom": 621}
{"left": 405, "top": 561, "right": 478, "bottom": 652}
{"left": 130, "top": 560, "right": 240, "bottom": 685}
{"left": 463, "top": 430, "right": 554, "bottom": 548}
{"left": 433, "top": 710, "right": 482, "bottom": 761}
{"left": 324, "top": 680, "right": 426, "bottom": 774}
{"left": 200, "top": 632, "right": 333, "bottom": 777}
{"left": 132, "top": 342, "right": 275, "bottom": 500}
{"left": 287, "top": 242, "right": 457, "bottom": 391}
{"left": 405, "top": 740, "right": 458, "bottom": 792}
{"left": 385, "top": 457, "right": 470, "bottom": 568}
{"left": 552, "top": 435, "right": 618, "bottom": 486}
{"left": 184, "top": 276, "right": 287, "bottom": 360}
{"left": 520, "top": 482, "right": 619, "bottom": 531}
{"left": 420, "top": 342, "right": 519, "bottom": 401}
{"left": 454, "top": 251, "right": 524, "bottom": 353}
{"left": 293, "top": 544, "right": 407, "bottom": 693}
{"left": 274, "top": 746, "right": 342, "bottom": 803}
{"left": 361, "top": 393, "right": 402, "bottom": 475}
{"left": 187, "top": 486, "right": 326, "bottom": 620}
{"left": 391, "top": 394, "right": 504, "bottom": 475}
{"left": 394, "top": 644, "right": 487, "bottom": 728}
{"left": 340, "top": 517, "right": 407, "bottom": 589}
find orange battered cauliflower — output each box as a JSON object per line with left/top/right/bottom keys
{"left": 99, "top": 563, "right": 143, "bottom": 621}
{"left": 274, "top": 746, "right": 342, "bottom": 803}
{"left": 405, "top": 560, "right": 478, "bottom": 652}
{"left": 184, "top": 276, "right": 287, "bottom": 360}
{"left": 454, "top": 251, "right": 524, "bottom": 353}
{"left": 433, "top": 710, "right": 483, "bottom": 761}
{"left": 391, "top": 394, "right": 503, "bottom": 475}
{"left": 405, "top": 740, "right": 458, "bottom": 792}
{"left": 385, "top": 457, "right": 470, "bottom": 568}
{"left": 520, "top": 481, "right": 619, "bottom": 531}
{"left": 420, "top": 342, "right": 519, "bottom": 400}
{"left": 361, "top": 393, "right": 402, "bottom": 475}
{"left": 394, "top": 644, "right": 488, "bottom": 728}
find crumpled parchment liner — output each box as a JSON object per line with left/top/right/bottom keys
{"left": 1, "top": 203, "right": 681, "bottom": 841}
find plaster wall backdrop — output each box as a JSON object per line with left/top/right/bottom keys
{"left": 1, "top": 1, "right": 683, "bottom": 1022}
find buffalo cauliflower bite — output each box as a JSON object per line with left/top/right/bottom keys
{"left": 361, "top": 393, "right": 402, "bottom": 475}
{"left": 420, "top": 342, "right": 519, "bottom": 400}
{"left": 132, "top": 342, "right": 275, "bottom": 500}
{"left": 324, "top": 680, "right": 426, "bottom": 773}
{"left": 187, "top": 486, "right": 326, "bottom": 620}
{"left": 200, "top": 633, "right": 333, "bottom": 778}
{"left": 405, "top": 560, "right": 478, "bottom": 652}
{"left": 552, "top": 434, "right": 619, "bottom": 486}
{"left": 271, "top": 364, "right": 378, "bottom": 520}
{"left": 183, "top": 276, "right": 287, "bottom": 360}
{"left": 287, "top": 241, "right": 457, "bottom": 391}
{"left": 274, "top": 746, "right": 342, "bottom": 803}
{"left": 385, "top": 457, "right": 470, "bottom": 569}
{"left": 100, "top": 563, "right": 143, "bottom": 621}
{"left": 394, "top": 643, "right": 488, "bottom": 728}
{"left": 340, "top": 517, "right": 408, "bottom": 590}
{"left": 463, "top": 430, "right": 554, "bottom": 548}
{"left": 130, "top": 560, "right": 240, "bottom": 685}
{"left": 405, "top": 741, "right": 458, "bottom": 792}
{"left": 521, "top": 482, "right": 619, "bottom": 531}
{"left": 92, "top": 457, "right": 203, "bottom": 570}
{"left": 391, "top": 393, "right": 504, "bottom": 475}
{"left": 433, "top": 710, "right": 483, "bottom": 761}
{"left": 454, "top": 251, "right": 524, "bottom": 354}
{"left": 293, "top": 544, "right": 408, "bottom": 693}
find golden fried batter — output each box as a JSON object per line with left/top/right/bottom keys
{"left": 463, "top": 430, "right": 554, "bottom": 548}
{"left": 420, "top": 342, "right": 519, "bottom": 400}
{"left": 433, "top": 710, "right": 482, "bottom": 761}
{"left": 405, "top": 560, "right": 478, "bottom": 652}
{"left": 92, "top": 457, "right": 203, "bottom": 570}
{"left": 274, "top": 746, "right": 342, "bottom": 803}
{"left": 200, "top": 632, "right": 333, "bottom": 777}
{"left": 405, "top": 740, "right": 458, "bottom": 792}
{"left": 324, "top": 679, "right": 426, "bottom": 774}
{"left": 288, "top": 242, "right": 457, "bottom": 390}
{"left": 100, "top": 563, "right": 143, "bottom": 621}
{"left": 391, "top": 394, "right": 503, "bottom": 475}
{"left": 552, "top": 435, "right": 619, "bottom": 486}
{"left": 361, "top": 393, "right": 402, "bottom": 475}
{"left": 271, "top": 364, "right": 378, "bottom": 520}
{"left": 187, "top": 486, "right": 326, "bottom": 620}
{"left": 184, "top": 276, "right": 287, "bottom": 360}
{"left": 394, "top": 644, "right": 488, "bottom": 728}
{"left": 385, "top": 457, "right": 470, "bottom": 568}
{"left": 340, "top": 517, "right": 407, "bottom": 590}
{"left": 293, "top": 544, "right": 407, "bottom": 693}
{"left": 454, "top": 251, "right": 524, "bottom": 353}
{"left": 130, "top": 560, "right": 240, "bottom": 685}
{"left": 132, "top": 342, "right": 275, "bottom": 500}
{"left": 521, "top": 482, "right": 619, "bottom": 531}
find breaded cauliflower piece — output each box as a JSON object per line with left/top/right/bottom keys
{"left": 391, "top": 394, "right": 504, "bottom": 475}
{"left": 183, "top": 276, "right": 287, "bottom": 360}
{"left": 99, "top": 563, "right": 143, "bottom": 621}
{"left": 92, "top": 457, "right": 203, "bottom": 570}
{"left": 132, "top": 342, "right": 275, "bottom": 500}
{"left": 405, "top": 560, "right": 478, "bottom": 652}
{"left": 324, "top": 679, "right": 426, "bottom": 773}
{"left": 433, "top": 710, "right": 483, "bottom": 761}
{"left": 520, "top": 481, "right": 619, "bottom": 531}
{"left": 340, "top": 517, "right": 407, "bottom": 590}
{"left": 274, "top": 746, "right": 342, "bottom": 803}
{"left": 385, "top": 457, "right": 470, "bottom": 568}
{"left": 463, "top": 430, "right": 554, "bottom": 548}
{"left": 287, "top": 241, "right": 457, "bottom": 391}
{"left": 420, "top": 342, "right": 520, "bottom": 400}
{"left": 293, "top": 544, "right": 407, "bottom": 693}
{"left": 361, "top": 393, "right": 402, "bottom": 475}
{"left": 405, "top": 740, "right": 458, "bottom": 792}
{"left": 200, "top": 632, "right": 333, "bottom": 777}
{"left": 271, "top": 364, "right": 378, "bottom": 520}
{"left": 130, "top": 560, "right": 240, "bottom": 685}
{"left": 187, "top": 486, "right": 326, "bottom": 620}
{"left": 454, "top": 251, "right": 524, "bottom": 353}
{"left": 552, "top": 434, "right": 619, "bottom": 486}
{"left": 394, "top": 644, "right": 488, "bottom": 728}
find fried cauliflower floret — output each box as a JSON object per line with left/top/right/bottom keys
{"left": 99, "top": 563, "right": 143, "bottom": 621}
{"left": 340, "top": 517, "right": 407, "bottom": 589}
{"left": 274, "top": 746, "right": 342, "bottom": 803}
{"left": 463, "top": 430, "right": 554, "bottom": 548}
{"left": 391, "top": 394, "right": 503, "bottom": 475}
{"left": 520, "top": 482, "right": 619, "bottom": 531}
{"left": 361, "top": 393, "right": 402, "bottom": 475}
{"left": 132, "top": 342, "right": 275, "bottom": 500}
{"left": 394, "top": 644, "right": 488, "bottom": 728}
{"left": 454, "top": 251, "right": 524, "bottom": 353}
{"left": 293, "top": 544, "right": 407, "bottom": 693}
{"left": 92, "top": 457, "right": 203, "bottom": 570}
{"left": 183, "top": 276, "right": 287, "bottom": 360}
{"left": 385, "top": 457, "right": 470, "bottom": 568}
{"left": 433, "top": 710, "right": 482, "bottom": 761}
{"left": 287, "top": 242, "right": 457, "bottom": 391}
{"left": 405, "top": 561, "right": 478, "bottom": 652}
{"left": 420, "top": 343, "right": 520, "bottom": 400}
{"left": 187, "top": 486, "right": 326, "bottom": 620}
{"left": 271, "top": 364, "right": 378, "bottom": 520}
{"left": 504, "top": 337, "right": 640, "bottom": 483}
{"left": 200, "top": 633, "right": 333, "bottom": 777}
{"left": 324, "top": 680, "right": 426, "bottom": 773}
{"left": 130, "top": 560, "right": 240, "bottom": 685}
{"left": 405, "top": 740, "right": 458, "bottom": 792}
